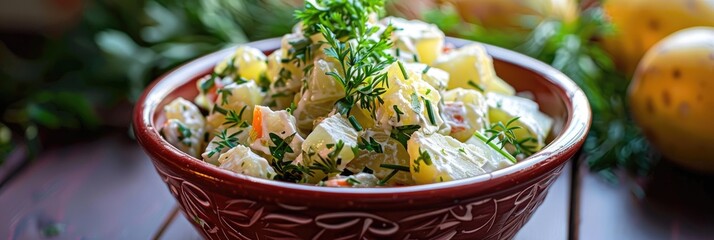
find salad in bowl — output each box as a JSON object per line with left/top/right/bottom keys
{"left": 159, "top": 0, "right": 553, "bottom": 188}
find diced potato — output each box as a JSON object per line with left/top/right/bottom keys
{"left": 249, "top": 106, "right": 304, "bottom": 162}
{"left": 217, "top": 145, "right": 276, "bottom": 180}
{"left": 383, "top": 17, "right": 445, "bottom": 65}
{"left": 162, "top": 98, "right": 206, "bottom": 158}
{"left": 434, "top": 43, "right": 515, "bottom": 95}
{"left": 205, "top": 80, "right": 264, "bottom": 134}
{"left": 214, "top": 46, "right": 268, "bottom": 82}
{"left": 486, "top": 92, "right": 553, "bottom": 153}
{"left": 442, "top": 88, "right": 490, "bottom": 141}
{"left": 202, "top": 126, "right": 253, "bottom": 165}
{"left": 376, "top": 61, "right": 444, "bottom": 134}
{"left": 404, "top": 62, "right": 450, "bottom": 91}
{"left": 407, "top": 131, "right": 512, "bottom": 184}
{"left": 293, "top": 58, "right": 346, "bottom": 134}
{"left": 297, "top": 114, "right": 359, "bottom": 183}
{"left": 346, "top": 130, "right": 414, "bottom": 185}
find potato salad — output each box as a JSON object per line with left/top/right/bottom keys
{"left": 160, "top": 0, "right": 553, "bottom": 187}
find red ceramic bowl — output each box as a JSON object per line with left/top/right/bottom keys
{"left": 133, "top": 37, "right": 590, "bottom": 240}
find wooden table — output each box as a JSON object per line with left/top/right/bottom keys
{"left": 0, "top": 133, "right": 711, "bottom": 239}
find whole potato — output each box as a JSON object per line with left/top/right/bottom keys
{"left": 446, "top": 0, "right": 578, "bottom": 31}
{"left": 629, "top": 27, "right": 714, "bottom": 173}
{"left": 603, "top": 0, "right": 714, "bottom": 75}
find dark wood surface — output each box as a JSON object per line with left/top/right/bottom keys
{"left": 0, "top": 133, "right": 711, "bottom": 239}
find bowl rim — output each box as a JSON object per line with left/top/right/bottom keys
{"left": 133, "top": 37, "right": 591, "bottom": 196}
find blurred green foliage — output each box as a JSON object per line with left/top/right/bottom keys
{"left": 0, "top": 0, "right": 298, "bottom": 161}
{"left": 423, "top": 4, "right": 657, "bottom": 177}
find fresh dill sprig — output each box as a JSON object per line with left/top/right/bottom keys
{"left": 295, "top": 0, "right": 385, "bottom": 40}
{"left": 207, "top": 129, "right": 241, "bottom": 158}
{"left": 318, "top": 24, "right": 396, "bottom": 118}
{"left": 473, "top": 131, "right": 517, "bottom": 164}
{"left": 267, "top": 132, "right": 306, "bottom": 182}
{"left": 485, "top": 117, "right": 537, "bottom": 157}
{"left": 306, "top": 140, "right": 346, "bottom": 175}
{"left": 223, "top": 106, "right": 249, "bottom": 129}
{"left": 289, "top": 0, "right": 386, "bottom": 68}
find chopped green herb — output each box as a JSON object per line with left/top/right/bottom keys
{"left": 424, "top": 98, "right": 436, "bottom": 125}
{"left": 485, "top": 117, "right": 537, "bottom": 158}
{"left": 207, "top": 129, "right": 241, "bottom": 158}
{"left": 199, "top": 73, "right": 217, "bottom": 93}
{"left": 378, "top": 169, "right": 399, "bottom": 185}
{"left": 346, "top": 177, "right": 361, "bottom": 185}
{"left": 397, "top": 61, "right": 409, "bottom": 79}
{"left": 379, "top": 163, "right": 410, "bottom": 172}
{"left": 357, "top": 136, "right": 383, "bottom": 153}
{"left": 390, "top": 124, "right": 420, "bottom": 149}
{"left": 393, "top": 105, "right": 404, "bottom": 122}
{"left": 217, "top": 88, "right": 233, "bottom": 105}
{"left": 422, "top": 65, "right": 431, "bottom": 74}
{"left": 348, "top": 115, "right": 363, "bottom": 132}
{"left": 467, "top": 80, "right": 485, "bottom": 92}
{"left": 473, "top": 131, "right": 517, "bottom": 164}
{"left": 223, "top": 106, "right": 249, "bottom": 129}
{"left": 410, "top": 92, "right": 422, "bottom": 113}
{"left": 286, "top": 102, "right": 297, "bottom": 115}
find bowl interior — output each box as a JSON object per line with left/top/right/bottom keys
{"left": 138, "top": 37, "right": 588, "bottom": 196}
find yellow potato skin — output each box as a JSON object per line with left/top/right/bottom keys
{"left": 603, "top": 0, "right": 714, "bottom": 75}
{"left": 446, "top": 0, "right": 578, "bottom": 31}
{"left": 629, "top": 27, "right": 714, "bottom": 173}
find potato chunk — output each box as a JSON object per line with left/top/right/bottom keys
{"left": 218, "top": 145, "right": 276, "bottom": 180}
{"left": 162, "top": 98, "right": 206, "bottom": 158}
{"left": 214, "top": 46, "right": 268, "bottom": 82}
{"left": 407, "top": 131, "right": 512, "bottom": 184}
{"left": 434, "top": 43, "right": 515, "bottom": 95}
{"left": 487, "top": 93, "right": 553, "bottom": 153}
{"left": 383, "top": 17, "right": 445, "bottom": 65}
{"left": 376, "top": 61, "right": 444, "bottom": 134}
